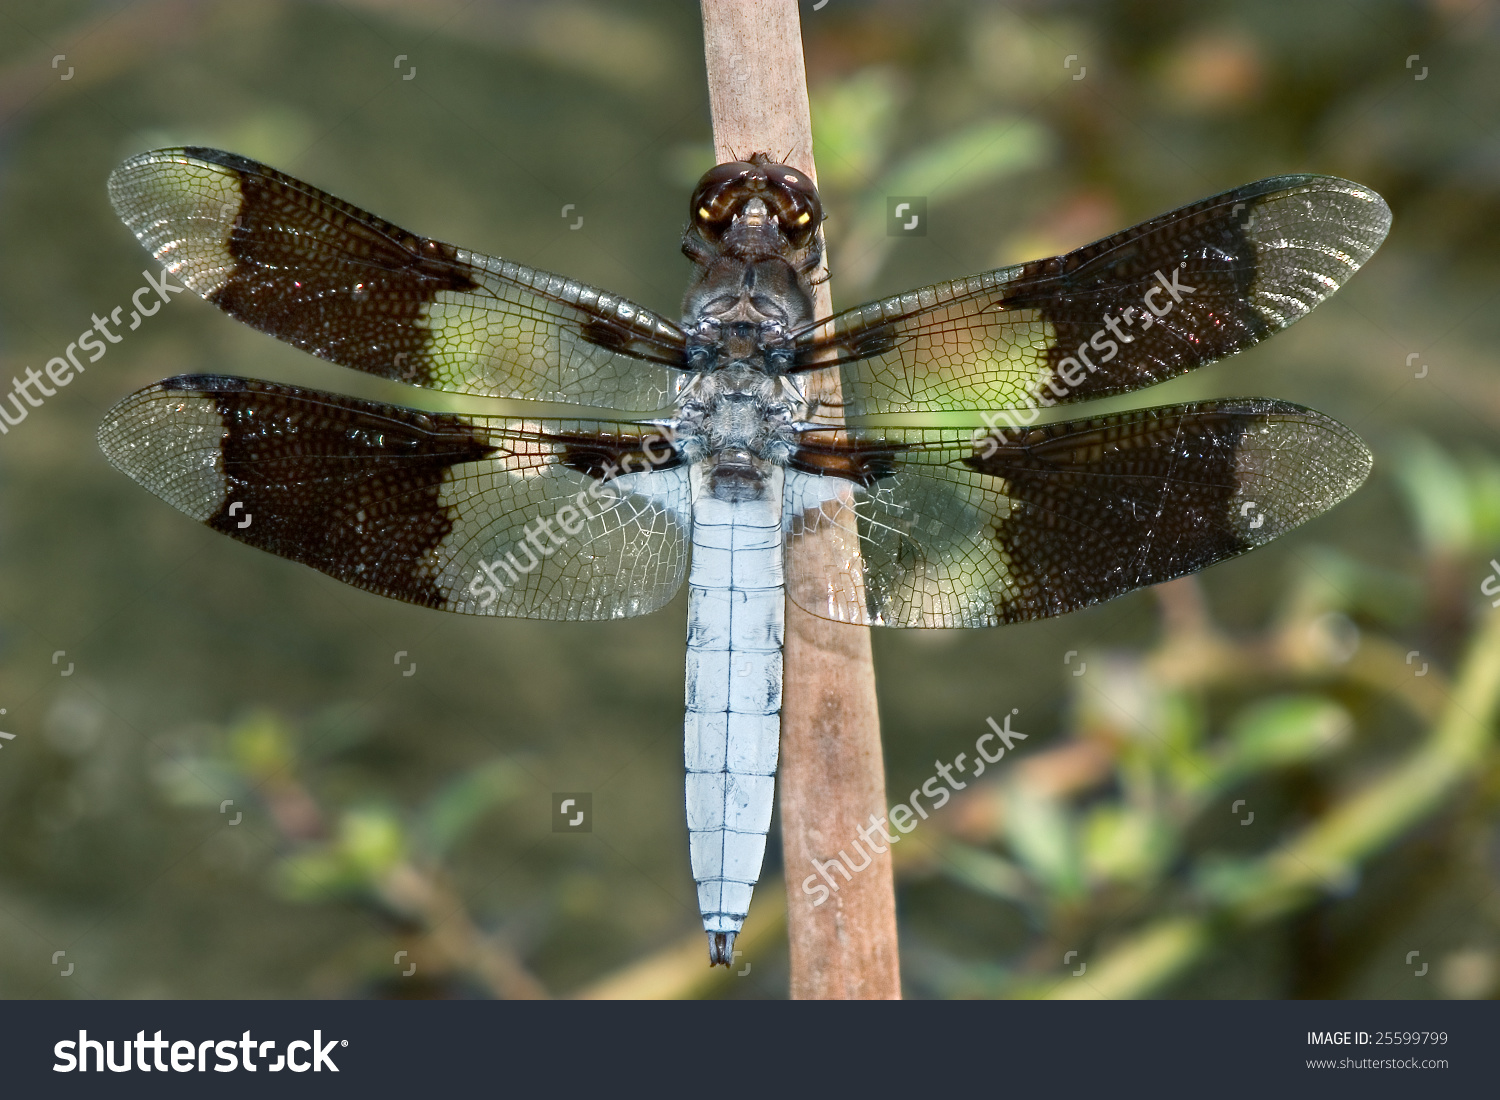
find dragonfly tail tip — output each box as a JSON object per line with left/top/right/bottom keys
{"left": 708, "top": 931, "right": 736, "bottom": 967}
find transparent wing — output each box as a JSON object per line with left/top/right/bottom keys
{"left": 797, "top": 176, "right": 1390, "bottom": 417}
{"left": 97, "top": 376, "right": 690, "bottom": 620}
{"left": 784, "top": 401, "right": 1371, "bottom": 627}
{"left": 108, "top": 148, "right": 686, "bottom": 411}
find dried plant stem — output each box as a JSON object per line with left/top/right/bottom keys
{"left": 699, "top": 0, "right": 899, "bottom": 999}
{"left": 379, "top": 863, "right": 548, "bottom": 1000}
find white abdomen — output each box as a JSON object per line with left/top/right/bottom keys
{"left": 684, "top": 463, "right": 784, "bottom": 962}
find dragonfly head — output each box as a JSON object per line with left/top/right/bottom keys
{"left": 689, "top": 154, "right": 823, "bottom": 253}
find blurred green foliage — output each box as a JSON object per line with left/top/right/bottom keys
{"left": 898, "top": 429, "right": 1500, "bottom": 999}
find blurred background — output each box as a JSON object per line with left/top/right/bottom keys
{"left": 1, "top": 0, "right": 1499, "bottom": 1000}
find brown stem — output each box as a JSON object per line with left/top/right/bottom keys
{"left": 699, "top": 0, "right": 899, "bottom": 999}
{"left": 379, "top": 862, "right": 548, "bottom": 1000}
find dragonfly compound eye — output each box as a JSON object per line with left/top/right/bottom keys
{"left": 689, "top": 158, "right": 823, "bottom": 247}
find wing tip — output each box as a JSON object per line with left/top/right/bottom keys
{"left": 1244, "top": 173, "right": 1393, "bottom": 247}
{"left": 1230, "top": 403, "right": 1373, "bottom": 544}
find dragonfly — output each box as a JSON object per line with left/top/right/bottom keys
{"left": 99, "top": 147, "right": 1389, "bottom": 966}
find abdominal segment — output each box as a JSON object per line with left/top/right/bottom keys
{"left": 684, "top": 463, "right": 785, "bottom": 963}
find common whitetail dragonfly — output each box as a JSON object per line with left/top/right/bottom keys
{"left": 100, "top": 147, "right": 1388, "bottom": 967}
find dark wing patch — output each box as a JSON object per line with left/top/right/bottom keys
{"left": 787, "top": 436, "right": 906, "bottom": 487}
{"left": 555, "top": 431, "right": 685, "bottom": 481}
{"left": 184, "top": 376, "right": 496, "bottom": 608}
{"left": 98, "top": 376, "right": 691, "bottom": 620}
{"left": 784, "top": 401, "right": 1372, "bottom": 627}
{"left": 796, "top": 176, "right": 1390, "bottom": 417}
{"left": 191, "top": 150, "right": 482, "bottom": 383}
{"left": 108, "top": 148, "right": 687, "bottom": 410}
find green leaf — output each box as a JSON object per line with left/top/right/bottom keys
{"left": 419, "top": 759, "right": 526, "bottom": 857}
{"left": 1463, "top": 449, "right": 1500, "bottom": 547}
{"left": 937, "top": 839, "right": 1033, "bottom": 903}
{"left": 1194, "top": 854, "right": 1268, "bottom": 908}
{"left": 273, "top": 851, "right": 362, "bottom": 903}
{"left": 1390, "top": 435, "right": 1473, "bottom": 555}
{"left": 1083, "top": 806, "right": 1174, "bottom": 885}
{"left": 339, "top": 807, "right": 405, "bottom": 876}
{"left": 270, "top": 807, "right": 404, "bottom": 902}
{"left": 228, "top": 710, "right": 296, "bottom": 779}
{"left": 1157, "top": 690, "right": 1213, "bottom": 796}
{"left": 1005, "top": 783, "right": 1083, "bottom": 899}
{"left": 1219, "top": 695, "right": 1352, "bottom": 780}
{"left": 874, "top": 116, "right": 1050, "bottom": 206}
{"left": 811, "top": 67, "right": 902, "bottom": 189}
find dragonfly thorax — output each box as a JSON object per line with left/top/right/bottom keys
{"left": 674, "top": 367, "right": 804, "bottom": 471}
{"left": 681, "top": 258, "right": 811, "bottom": 374}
